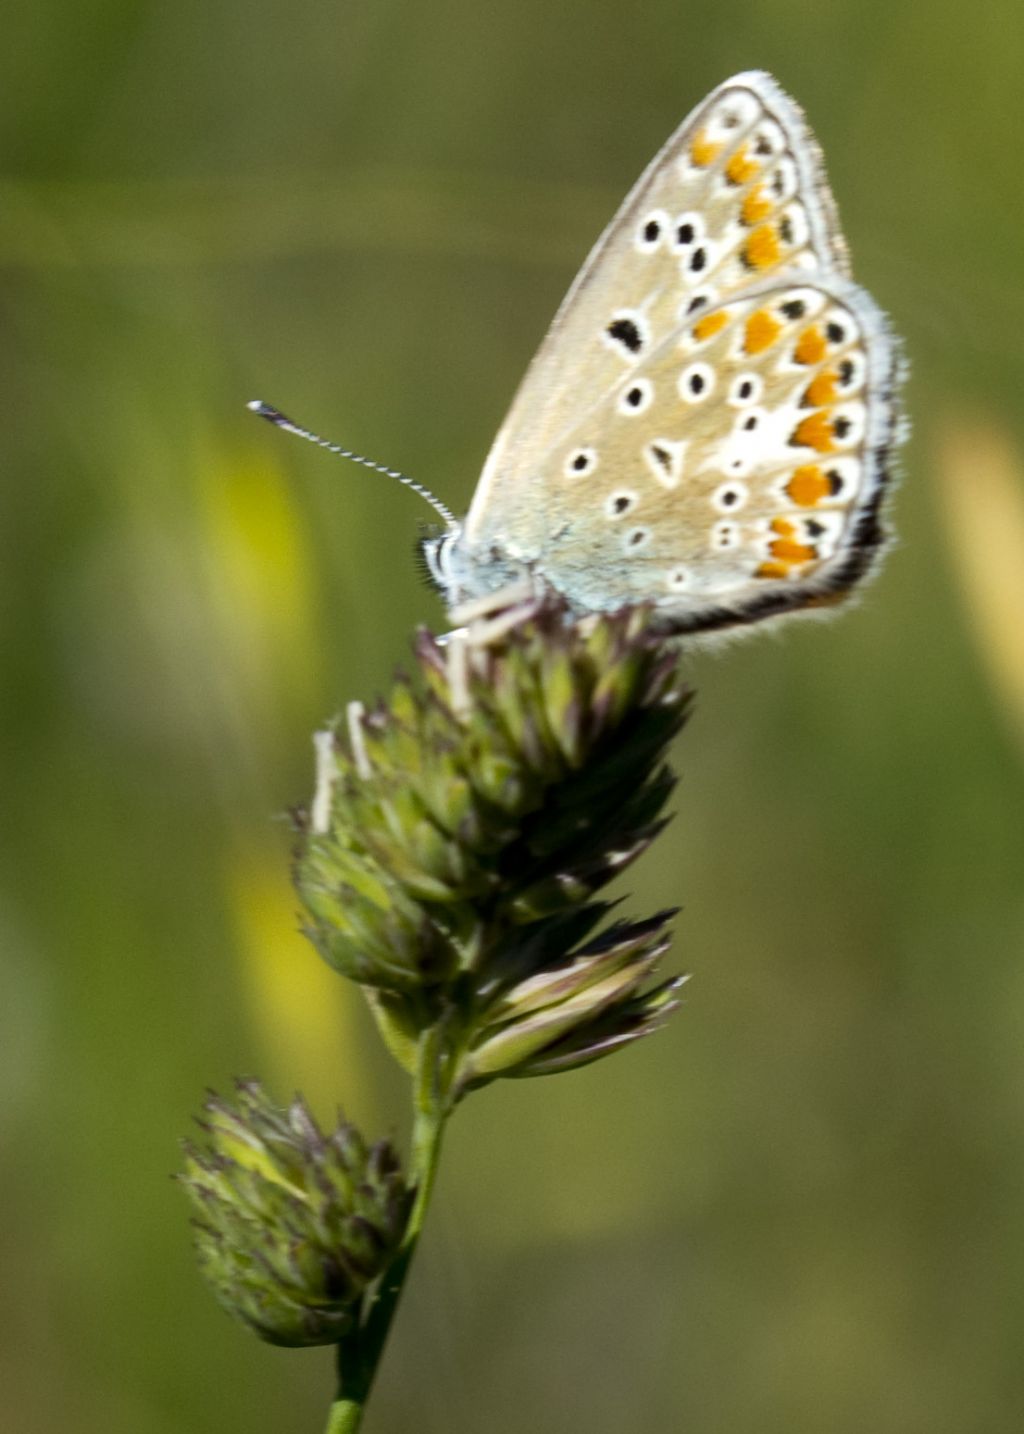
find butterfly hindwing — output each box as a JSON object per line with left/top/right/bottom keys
{"left": 511, "top": 275, "right": 897, "bottom": 626}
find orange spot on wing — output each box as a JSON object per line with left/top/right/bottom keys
{"left": 742, "top": 224, "right": 781, "bottom": 271}
{"left": 803, "top": 370, "right": 840, "bottom": 407}
{"left": 690, "top": 130, "right": 722, "bottom": 167}
{"left": 725, "top": 144, "right": 759, "bottom": 185}
{"left": 771, "top": 538, "right": 817, "bottom": 563}
{"left": 794, "top": 326, "right": 827, "bottom": 365}
{"left": 791, "top": 412, "right": 836, "bottom": 453}
{"left": 769, "top": 518, "right": 817, "bottom": 564}
{"left": 693, "top": 310, "right": 728, "bottom": 342}
{"left": 755, "top": 560, "right": 791, "bottom": 580}
{"left": 741, "top": 184, "right": 773, "bottom": 226}
{"left": 786, "top": 465, "right": 831, "bottom": 507}
{"left": 744, "top": 309, "right": 782, "bottom": 355}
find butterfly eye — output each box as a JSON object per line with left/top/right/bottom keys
{"left": 417, "top": 530, "right": 458, "bottom": 595}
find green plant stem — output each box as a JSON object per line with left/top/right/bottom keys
{"left": 322, "top": 1027, "right": 448, "bottom": 1434}
{"left": 322, "top": 1395, "right": 365, "bottom": 1434}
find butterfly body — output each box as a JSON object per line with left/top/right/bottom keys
{"left": 424, "top": 71, "right": 902, "bottom": 636}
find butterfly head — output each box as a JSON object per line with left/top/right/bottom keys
{"left": 418, "top": 526, "right": 533, "bottom": 611}
{"left": 418, "top": 526, "right": 460, "bottom": 598}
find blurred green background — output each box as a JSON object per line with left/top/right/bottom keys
{"left": 3, "top": 1, "right": 1024, "bottom": 1430}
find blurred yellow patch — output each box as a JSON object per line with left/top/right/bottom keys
{"left": 197, "top": 450, "right": 321, "bottom": 707}
{"left": 937, "top": 414, "right": 1024, "bottom": 755}
{"left": 225, "top": 844, "right": 365, "bottom": 1106}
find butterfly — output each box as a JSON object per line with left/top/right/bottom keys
{"left": 417, "top": 70, "right": 903, "bottom": 637}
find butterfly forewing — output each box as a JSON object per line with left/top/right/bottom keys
{"left": 455, "top": 70, "right": 899, "bottom": 634}
{"left": 466, "top": 73, "right": 845, "bottom": 542}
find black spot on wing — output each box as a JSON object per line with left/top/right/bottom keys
{"left": 606, "top": 316, "right": 643, "bottom": 354}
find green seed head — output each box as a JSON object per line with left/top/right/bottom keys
{"left": 178, "top": 1080, "right": 411, "bottom": 1346}
{"left": 294, "top": 599, "right": 692, "bottom": 1092}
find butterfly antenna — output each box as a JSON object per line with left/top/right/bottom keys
{"left": 247, "top": 399, "right": 458, "bottom": 530}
